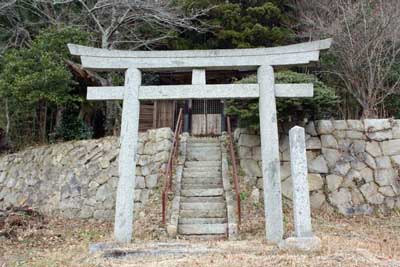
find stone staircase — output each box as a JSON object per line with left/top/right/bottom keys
{"left": 177, "top": 137, "right": 228, "bottom": 239}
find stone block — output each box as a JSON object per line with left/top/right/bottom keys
{"left": 238, "top": 146, "right": 252, "bottom": 159}
{"left": 333, "top": 130, "right": 346, "bottom": 139}
{"left": 367, "top": 130, "right": 392, "bottom": 141}
{"left": 360, "top": 167, "right": 374, "bottom": 183}
{"left": 351, "top": 160, "right": 367, "bottom": 171}
{"left": 240, "top": 159, "right": 262, "bottom": 177}
{"left": 345, "top": 169, "right": 362, "bottom": 187}
{"left": 347, "top": 120, "right": 364, "bottom": 131}
{"left": 153, "top": 151, "right": 169, "bottom": 163}
{"left": 279, "top": 135, "right": 290, "bottom": 152}
{"left": 321, "top": 135, "right": 338, "bottom": 149}
{"left": 381, "top": 139, "right": 400, "bottom": 156}
{"left": 306, "top": 150, "right": 318, "bottom": 162}
{"left": 326, "top": 174, "right": 343, "bottom": 192}
{"left": 376, "top": 156, "right": 392, "bottom": 169}
{"left": 145, "top": 174, "right": 158, "bottom": 188}
{"left": 280, "top": 162, "right": 291, "bottom": 181}
{"left": 332, "top": 120, "right": 347, "bottom": 130}
{"left": 360, "top": 183, "right": 385, "bottom": 205}
{"left": 310, "top": 191, "right": 326, "bottom": 209}
{"left": 95, "top": 183, "right": 112, "bottom": 202}
{"left": 329, "top": 188, "right": 352, "bottom": 207}
{"left": 333, "top": 162, "right": 351, "bottom": 176}
{"left": 135, "top": 176, "right": 145, "bottom": 189}
{"left": 379, "top": 186, "right": 396, "bottom": 197}
{"left": 252, "top": 146, "right": 261, "bottom": 161}
{"left": 281, "top": 176, "right": 293, "bottom": 200}
{"left": 306, "top": 137, "right": 322, "bottom": 150}
{"left": 322, "top": 148, "right": 341, "bottom": 169}
{"left": 305, "top": 121, "right": 318, "bottom": 136}
{"left": 392, "top": 121, "right": 400, "bottom": 139}
{"left": 364, "top": 119, "right": 391, "bottom": 132}
{"left": 391, "top": 155, "right": 400, "bottom": 167}
{"left": 308, "top": 155, "right": 328, "bottom": 173}
{"left": 374, "top": 168, "right": 397, "bottom": 186}
{"left": 238, "top": 134, "right": 260, "bottom": 147}
{"left": 363, "top": 153, "right": 377, "bottom": 169}
{"left": 346, "top": 130, "right": 364, "bottom": 140}
{"left": 308, "top": 173, "right": 324, "bottom": 191}
{"left": 316, "top": 120, "right": 334, "bottom": 134}
{"left": 365, "top": 142, "right": 382, "bottom": 157}
{"left": 351, "top": 189, "right": 365, "bottom": 206}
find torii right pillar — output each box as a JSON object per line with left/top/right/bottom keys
{"left": 258, "top": 65, "right": 284, "bottom": 243}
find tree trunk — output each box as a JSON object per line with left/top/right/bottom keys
{"left": 5, "top": 98, "right": 10, "bottom": 137}
{"left": 361, "top": 102, "right": 378, "bottom": 119}
{"left": 38, "top": 100, "right": 48, "bottom": 144}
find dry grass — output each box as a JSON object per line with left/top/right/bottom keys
{"left": 1, "top": 197, "right": 400, "bottom": 267}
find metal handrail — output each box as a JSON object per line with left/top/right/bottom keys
{"left": 226, "top": 116, "right": 241, "bottom": 224}
{"left": 162, "top": 108, "right": 184, "bottom": 225}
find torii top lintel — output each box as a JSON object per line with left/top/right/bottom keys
{"left": 68, "top": 39, "right": 332, "bottom": 71}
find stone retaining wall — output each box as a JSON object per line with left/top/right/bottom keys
{"left": 0, "top": 128, "right": 173, "bottom": 219}
{"left": 235, "top": 119, "right": 400, "bottom": 215}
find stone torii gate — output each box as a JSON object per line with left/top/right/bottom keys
{"left": 68, "top": 39, "right": 332, "bottom": 243}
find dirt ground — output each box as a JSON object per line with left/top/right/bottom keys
{"left": 1, "top": 200, "right": 400, "bottom": 267}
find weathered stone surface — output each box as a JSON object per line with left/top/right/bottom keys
{"left": 308, "top": 156, "right": 328, "bottom": 174}
{"left": 334, "top": 162, "right": 351, "bottom": 176}
{"left": 322, "top": 148, "right": 341, "bottom": 168}
{"left": 326, "top": 174, "right": 343, "bottom": 192}
{"left": 379, "top": 186, "right": 397, "bottom": 197}
{"left": 375, "top": 168, "right": 397, "bottom": 186}
{"left": 364, "top": 119, "right": 391, "bottom": 132}
{"left": 375, "top": 156, "right": 392, "bottom": 169}
{"left": 360, "top": 167, "right": 374, "bottom": 183}
{"left": 252, "top": 146, "right": 261, "bottom": 161}
{"left": 238, "top": 134, "right": 260, "bottom": 147}
{"left": 238, "top": 146, "right": 252, "bottom": 159}
{"left": 310, "top": 191, "right": 326, "bottom": 209}
{"left": 360, "top": 183, "right": 385, "bottom": 205}
{"left": 363, "top": 153, "right": 377, "bottom": 169}
{"left": 305, "top": 122, "right": 318, "bottom": 136}
{"left": 329, "top": 188, "right": 352, "bottom": 208}
{"left": 381, "top": 139, "right": 400, "bottom": 156}
{"left": 240, "top": 159, "right": 262, "bottom": 177}
{"left": 367, "top": 130, "right": 392, "bottom": 141}
{"left": 280, "top": 162, "right": 291, "bottom": 181}
{"left": 365, "top": 142, "right": 382, "bottom": 157}
{"left": 391, "top": 155, "right": 400, "bottom": 167}
{"left": 321, "top": 135, "right": 338, "bottom": 149}
{"left": 316, "top": 120, "right": 334, "bottom": 134}
{"left": 308, "top": 173, "right": 324, "bottom": 191}
{"left": 333, "top": 120, "right": 347, "bottom": 130}
{"left": 351, "top": 188, "right": 365, "bottom": 205}
{"left": 346, "top": 130, "right": 364, "bottom": 139}
{"left": 306, "top": 137, "right": 322, "bottom": 150}
{"left": 279, "top": 236, "right": 321, "bottom": 252}
{"left": 347, "top": 120, "right": 364, "bottom": 131}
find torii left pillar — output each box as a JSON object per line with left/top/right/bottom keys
{"left": 114, "top": 68, "right": 141, "bottom": 243}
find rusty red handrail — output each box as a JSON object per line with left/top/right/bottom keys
{"left": 226, "top": 116, "right": 241, "bottom": 225}
{"left": 162, "top": 108, "right": 184, "bottom": 224}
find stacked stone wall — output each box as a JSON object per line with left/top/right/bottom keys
{"left": 0, "top": 128, "right": 173, "bottom": 220}
{"left": 235, "top": 119, "right": 400, "bottom": 215}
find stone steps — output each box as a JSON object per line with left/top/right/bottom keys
{"left": 177, "top": 137, "right": 227, "bottom": 239}
{"left": 178, "top": 223, "right": 227, "bottom": 235}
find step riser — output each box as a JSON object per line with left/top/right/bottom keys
{"left": 181, "top": 189, "right": 224, "bottom": 197}
{"left": 183, "top": 172, "right": 222, "bottom": 178}
{"left": 178, "top": 224, "right": 227, "bottom": 235}
{"left": 182, "top": 178, "right": 222, "bottom": 184}
{"left": 180, "top": 209, "right": 226, "bottom": 218}
{"left": 181, "top": 202, "right": 226, "bottom": 210}
{"left": 179, "top": 218, "right": 227, "bottom": 224}
{"left": 187, "top": 155, "right": 221, "bottom": 161}
{"left": 184, "top": 167, "right": 221, "bottom": 172}
{"left": 182, "top": 184, "right": 222, "bottom": 190}
{"left": 181, "top": 196, "right": 225, "bottom": 203}
{"left": 185, "top": 161, "right": 221, "bottom": 168}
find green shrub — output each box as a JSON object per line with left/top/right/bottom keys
{"left": 226, "top": 71, "right": 340, "bottom": 130}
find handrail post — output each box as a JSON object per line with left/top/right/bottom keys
{"left": 226, "top": 116, "right": 241, "bottom": 225}
{"left": 162, "top": 108, "right": 184, "bottom": 225}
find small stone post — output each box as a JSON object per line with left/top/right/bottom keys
{"left": 279, "top": 126, "right": 321, "bottom": 251}
{"left": 258, "top": 65, "right": 284, "bottom": 243}
{"left": 114, "top": 68, "right": 141, "bottom": 243}
{"left": 289, "top": 126, "right": 312, "bottom": 237}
